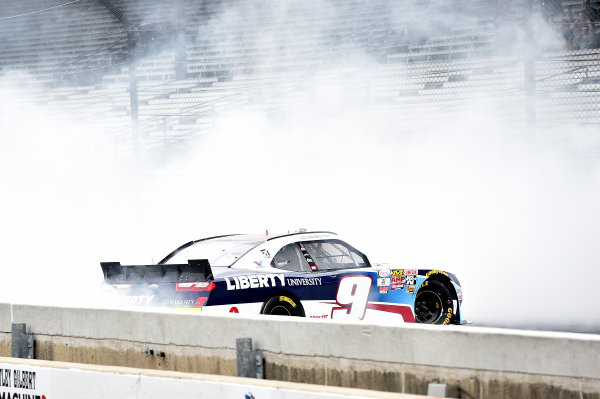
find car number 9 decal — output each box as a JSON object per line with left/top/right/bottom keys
{"left": 331, "top": 275, "right": 372, "bottom": 320}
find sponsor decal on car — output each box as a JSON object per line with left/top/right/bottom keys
{"left": 377, "top": 268, "right": 391, "bottom": 278}
{"left": 286, "top": 277, "right": 322, "bottom": 286}
{"left": 392, "top": 269, "right": 404, "bottom": 277}
{"left": 391, "top": 283, "right": 405, "bottom": 290}
{"left": 310, "top": 315, "right": 329, "bottom": 319}
{"left": 161, "top": 299, "right": 195, "bottom": 306}
{"left": 279, "top": 296, "right": 297, "bottom": 308}
{"left": 176, "top": 282, "right": 214, "bottom": 291}
{"left": 224, "top": 274, "right": 285, "bottom": 290}
{"left": 194, "top": 297, "right": 207, "bottom": 306}
{"left": 391, "top": 276, "right": 405, "bottom": 284}
{"left": 443, "top": 307, "right": 453, "bottom": 324}
{"left": 120, "top": 295, "right": 154, "bottom": 305}
{"left": 405, "top": 269, "right": 417, "bottom": 275}
{"left": 407, "top": 286, "right": 415, "bottom": 294}
{"left": 260, "top": 249, "right": 271, "bottom": 257}
{"left": 405, "top": 275, "right": 417, "bottom": 285}
{"left": 332, "top": 275, "right": 373, "bottom": 320}
{"left": 299, "top": 244, "right": 319, "bottom": 270}
{"left": 379, "top": 286, "right": 389, "bottom": 294}
{"left": 377, "top": 277, "right": 391, "bottom": 287}
{"left": 426, "top": 270, "right": 448, "bottom": 277}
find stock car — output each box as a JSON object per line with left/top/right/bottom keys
{"left": 101, "top": 231, "right": 466, "bottom": 325}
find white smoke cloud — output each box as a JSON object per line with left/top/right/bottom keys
{"left": 0, "top": 0, "right": 598, "bottom": 333}
{"left": 133, "top": 83, "right": 600, "bottom": 332}
{"left": 0, "top": 76, "right": 148, "bottom": 306}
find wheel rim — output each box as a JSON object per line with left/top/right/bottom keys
{"left": 415, "top": 291, "right": 443, "bottom": 323}
{"left": 269, "top": 305, "right": 291, "bottom": 316}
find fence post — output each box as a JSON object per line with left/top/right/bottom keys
{"left": 127, "top": 31, "right": 140, "bottom": 151}
{"left": 12, "top": 323, "right": 34, "bottom": 359}
{"left": 523, "top": 0, "right": 536, "bottom": 126}
{"left": 236, "top": 338, "right": 264, "bottom": 379}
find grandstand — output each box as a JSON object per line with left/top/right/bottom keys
{"left": 0, "top": 0, "right": 599, "bottom": 152}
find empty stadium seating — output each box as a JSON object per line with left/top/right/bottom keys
{"left": 0, "top": 0, "right": 598, "bottom": 149}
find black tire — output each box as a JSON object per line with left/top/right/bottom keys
{"left": 414, "top": 280, "right": 455, "bottom": 325}
{"left": 260, "top": 295, "right": 305, "bottom": 317}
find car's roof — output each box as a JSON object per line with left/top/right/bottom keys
{"left": 266, "top": 230, "right": 337, "bottom": 241}
{"left": 216, "top": 231, "right": 338, "bottom": 243}
{"left": 164, "top": 231, "right": 341, "bottom": 267}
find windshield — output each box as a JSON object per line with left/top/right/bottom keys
{"left": 165, "top": 235, "right": 266, "bottom": 266}
{"left": 302, "top": 239, "right": 370, "bottom": 270}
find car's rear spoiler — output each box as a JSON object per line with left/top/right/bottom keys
{"left": 100, "top": 259, "right": 213, "bottom": 284}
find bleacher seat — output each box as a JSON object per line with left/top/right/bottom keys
{"left": 0, "top": 0, "right": 598, "bottom": 150}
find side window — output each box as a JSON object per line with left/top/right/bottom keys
{"left": 303, "top": 240, "right": 369, "bottom": 270}
{"left": 271, "top": 243, "right": 310, "bottom": 272}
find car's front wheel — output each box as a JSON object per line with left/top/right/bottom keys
{"left": 414, "top": 280, "right": 454, "bottom": 325}
{"left": 260, "top": 295, "right": 305, "bottom": 317}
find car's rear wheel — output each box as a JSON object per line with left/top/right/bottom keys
{"left": 261, "top": 295, "right": 305, "bottom": 317}
{"left": 414, "top": 280, "right": 454, "bottom": 325}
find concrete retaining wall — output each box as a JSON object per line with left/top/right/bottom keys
{"left": 0, "top": 303, "right": 599, "bottom": 398}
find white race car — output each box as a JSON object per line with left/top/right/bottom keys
{"left": 101, "top": 231, "right": 465, "bottom": 324}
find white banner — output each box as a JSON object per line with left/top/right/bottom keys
{"left": 0, "top": 361, "right": 423, "bottom": 399}
{"left": 0, "top": 362, "right": 50, "bottom": 399}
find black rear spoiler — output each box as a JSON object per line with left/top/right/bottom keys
{"left": 101, "top": 259, "right": 213, "bottom": 284}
